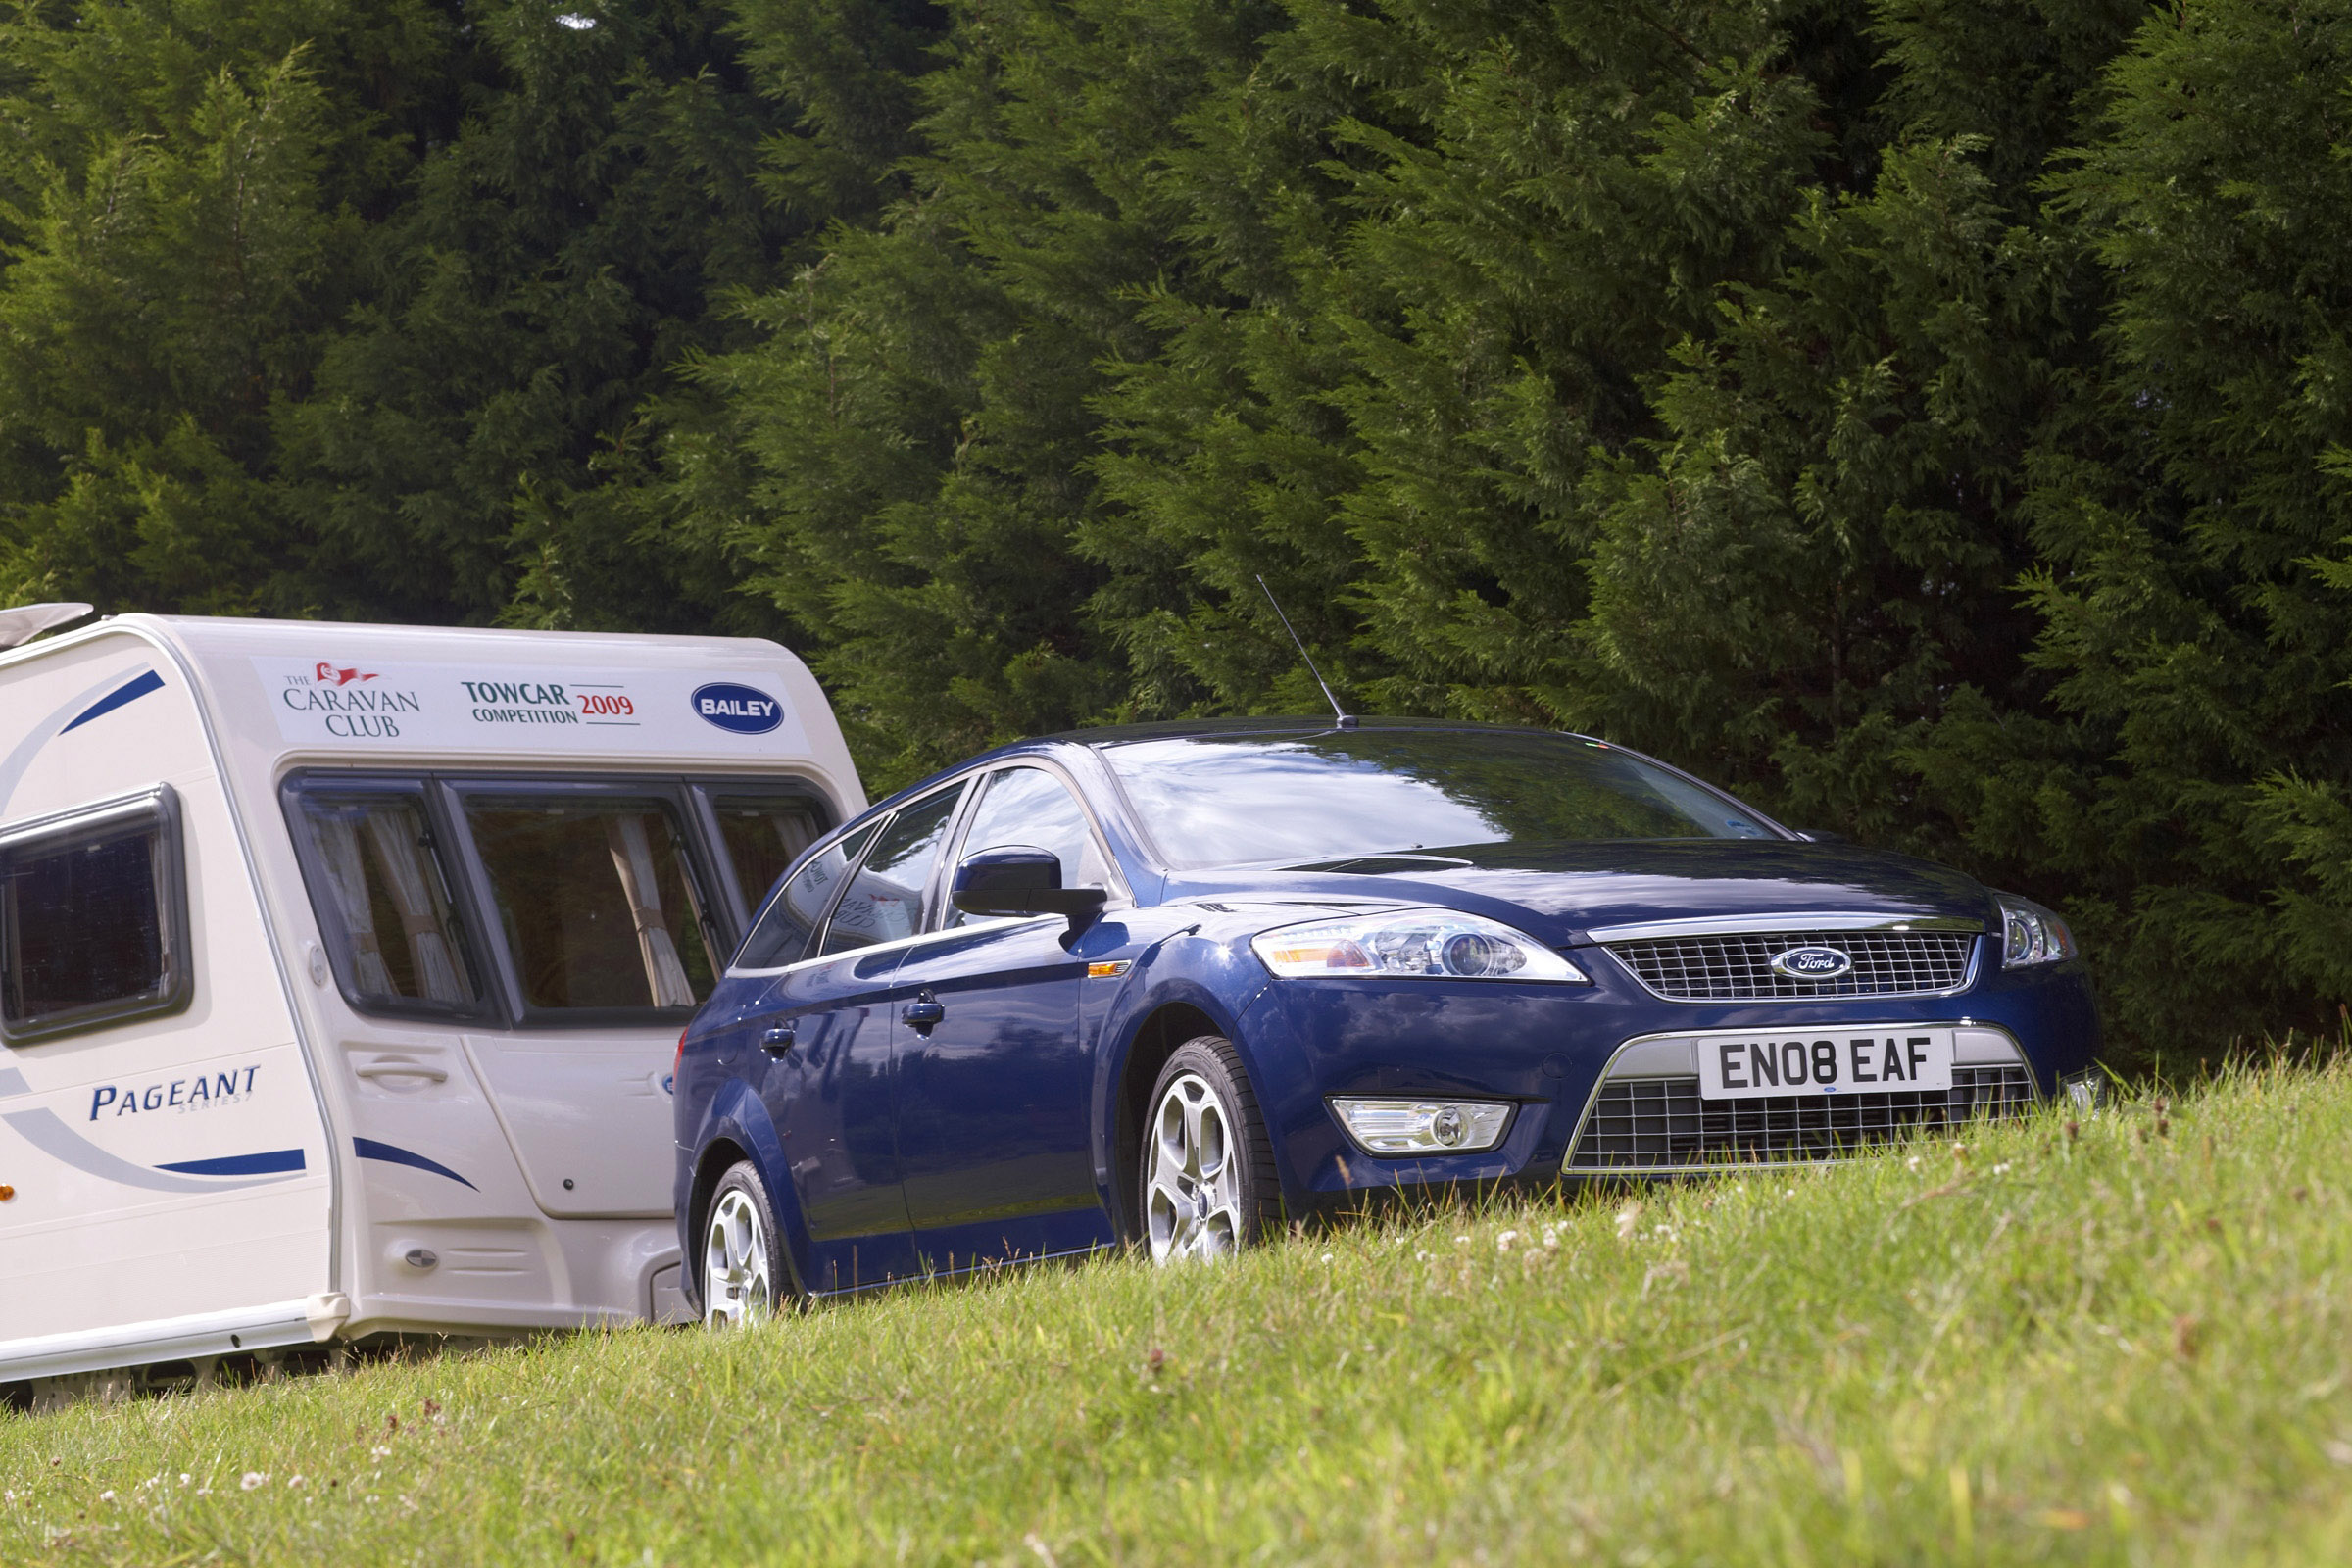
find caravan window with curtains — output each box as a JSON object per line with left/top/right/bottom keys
{"left": 285, "top": 787, "right": 483, "bottom": 1018}
{"left": 461, "top": 795, "right": 721, "bottom": 1014}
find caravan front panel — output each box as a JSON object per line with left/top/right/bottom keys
{"left": 0, "top": 632, "right": 332, "bottom": 1364}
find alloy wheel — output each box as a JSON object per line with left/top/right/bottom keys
{"left": 703, "top": 1187, "right": 772, "bottom": 1326}
{"left": 1145, "top": 1070, "right": 1244, "bottom": 1263}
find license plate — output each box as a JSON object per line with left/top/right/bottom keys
{"left": 1694, "top": 1027, "right": 1955, "bottom": 1100}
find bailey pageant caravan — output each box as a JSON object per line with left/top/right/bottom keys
{"left": 0, "top": 612, "right": 860, "bottom": 1396}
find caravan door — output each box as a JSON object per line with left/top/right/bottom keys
{"left": 285, "top": 775, "right": 825, "bottom": 1227}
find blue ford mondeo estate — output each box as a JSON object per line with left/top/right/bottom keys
{"left": 673, "top": 719, "right": 2099, "bottom": 1321}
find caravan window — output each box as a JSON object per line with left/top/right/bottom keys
{"left": 704, "top": 791, "right": 829, "bottom": 923}
{"left": 285, "top": 788, "right": 482, "bottom": 1017}
{"left": 462, "top": 795, "right": 723, "bottom": 1014}
{"left": 0, "top": 787, "right": 190, "bottom": 1043}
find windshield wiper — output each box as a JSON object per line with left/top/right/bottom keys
{"left": 1273, "top": 851, "right": 1478, "bottom": 873}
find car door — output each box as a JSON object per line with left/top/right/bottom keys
{"left": 748, "top": 782, "right": 966, "bottom": 1291}
{"left": 890, "top": 763, "right": 1119, "bottom": 1268}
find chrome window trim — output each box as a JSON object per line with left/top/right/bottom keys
{"left": 1583, "top": 910, "right": 1984, "bottom": 943}
{"left": 1558, "top": 1020, "right": 2035, "bottom": 1177}
{"left": 724, "top": 912, "right": 1045, "bottom": 980}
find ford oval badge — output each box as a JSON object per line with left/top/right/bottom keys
{"left": 692, "top": 681, "right": 783, "bottom": 735}
{"left": 1771, "top": 945, "right": 1854, "bottom": 980}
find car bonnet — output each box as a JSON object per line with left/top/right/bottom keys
{"left": 1158, "top": 839, "right": 1995, "bottom": 948}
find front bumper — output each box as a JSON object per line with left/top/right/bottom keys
{"left": 1231, "top": 936, "right": 2099, "bottom": 1211}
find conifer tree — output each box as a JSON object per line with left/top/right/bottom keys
{"left": 1967, "top": 0, "right": 2352, "bottom": 1048}
{"left": 0, "top": 0, "right": 453, "bottom": 612}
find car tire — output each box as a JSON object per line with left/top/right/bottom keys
{"left": 1141, "top": 1036, "right": 1282, "bottom": 1263}
{"left": 701, "top": 1160, "right": 784, "bottom": 1327}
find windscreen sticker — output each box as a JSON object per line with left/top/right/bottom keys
{"left": 249, "top": 657, "right": 808, "bottom": 755}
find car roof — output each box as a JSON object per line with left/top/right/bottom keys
{"left": 1042, "top": 715, "right": 1574, "bottom": 748}
{"left": 853, "top": 715, "right": 1598, "bottom": 828}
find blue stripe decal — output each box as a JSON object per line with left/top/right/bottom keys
{"left": 354, "top": 1137, "right": 475, "bottom": 1190}
{"left": 157, "top": 1148, "right": 307, "bottom": 1177}
{"left": 60, "top": 669, "right": 165, "bottom": 734}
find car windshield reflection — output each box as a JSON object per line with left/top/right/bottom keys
{"left": 1099, "top": 731, "right": 1777, "bottom": 869}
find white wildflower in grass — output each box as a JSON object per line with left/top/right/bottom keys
{"left": 1454, "top": 1234, "right": 1470, "bottom": 1246}
{"left": 288, "top": 1475, "right": 307, "bottom": 1490}
{"left": 370, "top": 1446, "right": 391, "bottom": 1459}
{"left": 1907, "top": 1155, "right": 1923, "bottom": 1172}
{"left": 1614, "top": 1203, "right": 1642, "bottom": 1241}
{"left": 1992, "top": 1162, "right": 2013, "bottom": 1175}
{"left": 240, "top": 1472, "right": 267, "bottom": 1492}
{"left": 98, "top": 1490, "right": 115, "bottom": 1503}
{"left": 1495, "top": 1230, "right": 1519, "bottom": 1251}
{"left": 1319, "top": 1252, "right": 1334, "bottom": 1265}
{"left": 1414, "top": 1250, "right": 1432, "bottom": 1261}
{"left": 178, "top": 1474, "right": 191, "bottom": 1487}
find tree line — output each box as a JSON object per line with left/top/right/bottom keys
{"left": 1, "top": 0, "right": 2345, "bottom": 1060}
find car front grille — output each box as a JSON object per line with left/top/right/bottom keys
{"left": 1604, "top": 929, "right": 1977, "bottom": 1000}
{"left": 1565, "top": 1065, "right": 2035, "bottom": 1170}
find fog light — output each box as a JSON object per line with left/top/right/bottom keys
{"left": 1330, "top": 1098, "right": 1513, "bottom": 1155}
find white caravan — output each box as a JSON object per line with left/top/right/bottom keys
{"left": 0, "top": 612, "right": 859, "bottom": 1395}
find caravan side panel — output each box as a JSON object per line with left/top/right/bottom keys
{"left": 0, "top": 633, "right": 330, "bottom": 1351}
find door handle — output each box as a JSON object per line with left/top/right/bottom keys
{"left": 902, "top": 995, "right": 946, "bottom": 1031}
{"left": 354, "top": 1061, "right": 449, "bottom": 1083}
{"left": 760, "top": 1025, "right": 797, "bottom": 1055}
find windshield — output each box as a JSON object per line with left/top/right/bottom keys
{"left": 1100, "top": 730, "right": 1777, "bottom": 868}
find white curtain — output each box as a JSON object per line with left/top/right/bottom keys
{"left": 314, "top": 815, "right": 395, "bottom": 996}
{"left": 606, "top": 814, "right": 696, "bottom": 1007}
{"left": 361, "top": 811, "right": 469, "bottom": 1004}
{"left": 770, "top": 808, "right": 819, "bottom": 861}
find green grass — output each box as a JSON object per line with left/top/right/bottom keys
{"left": 7, "top": 1062, "right": 2352, "bottom": 1565}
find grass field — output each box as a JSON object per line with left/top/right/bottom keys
{"left": 5, "top": 1060, "right": 2351, "bottom": 1565}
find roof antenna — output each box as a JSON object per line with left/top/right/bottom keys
{"left": 1255, "top": 574, "right": 1355, "bottom": 730}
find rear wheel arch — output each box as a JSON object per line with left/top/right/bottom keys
{"left": 682, "top": 1138, "right": 748, "bottom": 1314}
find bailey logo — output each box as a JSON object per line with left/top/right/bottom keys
{"left": 692, "top": 682, "right": 783, "bottom": 735}
{"left": 1770, "top": 946, "right": 1854, "bottom": 980}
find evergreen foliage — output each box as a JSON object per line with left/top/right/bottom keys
{"left": 4, "top": 0, "right": 2352, "bottom": 1056}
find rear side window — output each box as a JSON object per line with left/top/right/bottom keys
{"left": 818, "top": 785, "right": 964, "bottom": 956}
{"left": 463, "top": 796, "right": 722, "bottom": 1012}
{"left": 708, "top": 792, "right": 828, "bottom": 920}
{"left": 0, "top": 787, "right": 190, "bottom": 1043}
{"left": 733, "top": 820, "right": 879, "bottom": 970}
{"left": 285, "top": 789, "right": 480, "bottom": 1015}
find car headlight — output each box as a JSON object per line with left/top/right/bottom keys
{"left": 1997, "top": 895, "right": 2078, "bottom": 967}
{"left": 1250, "top": 907, "right": 1591, "bottom": 983}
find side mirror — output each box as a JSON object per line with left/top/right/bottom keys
{"left": 950, "top": 846, "right": 1107, "bottom": 925}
